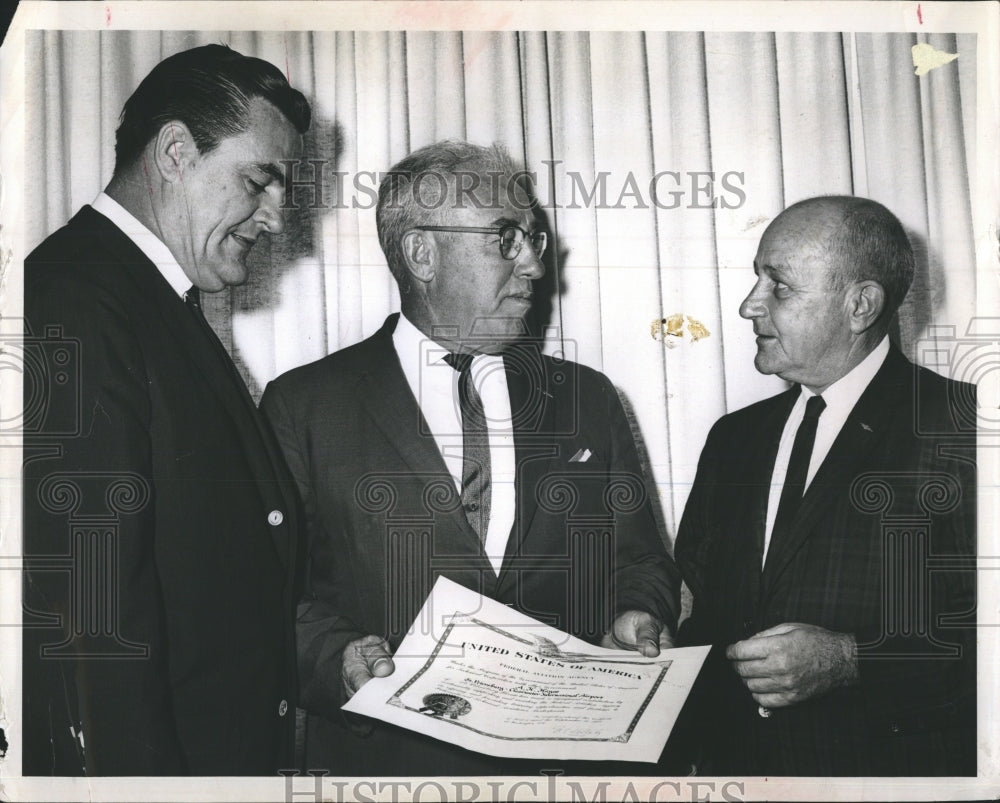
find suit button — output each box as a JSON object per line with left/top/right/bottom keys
{"left": 758, "top": 705, "right": 771, "bottom": 718}
{"left": 278, "top": 699, "right": 288, "bottom": 717}
{"left": 889, "top": 722, "right": 901, "bottom": 735}
{"left": 268, "top": 510, "right": 284, "bottom": 526}
{"left": 466, "top": 502, "right": 479, "bottom": 512}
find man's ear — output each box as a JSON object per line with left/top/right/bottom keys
{"left": 151, "top": 120, "right": 197, "bottom": 184}
{"left": 849, "top": 280, "right": 886, "bottom": 334}
{"left": 401, "top": 229, "right": 436, "bottom": 284}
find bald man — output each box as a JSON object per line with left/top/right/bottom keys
{"left": 674, "top": 196, "right": 976, "bottom": 775}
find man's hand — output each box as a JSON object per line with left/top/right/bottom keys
{"left": 342, "top": 635, "right": 395, "bottom": 699}
{"left": 726, "top": 622, "right": 858, "bottom": 708}
{"left": 601, "top": 610, "right": 674, "bottom": 657}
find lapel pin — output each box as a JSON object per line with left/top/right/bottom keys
{"left": 861, "top": 422, "right": 873, "bottom": 432}
{"left": 569, "top": 448, "right": 592, "bottom": 463}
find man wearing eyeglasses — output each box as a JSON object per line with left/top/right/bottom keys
{"left": 261, "top": 140, "right": 680, "bottom": 774}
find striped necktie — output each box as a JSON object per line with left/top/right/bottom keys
{"left": 443, "top": 352, "right": 491, "bottom": 542}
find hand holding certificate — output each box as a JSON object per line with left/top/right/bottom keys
{"left": 343, "top": 577, "right": 709, "bottom": 763}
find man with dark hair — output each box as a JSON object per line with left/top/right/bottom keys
{"left": 674, "top": 195, "right": 976, "bottom": 775}
{"left": 261, "top": 140, "right": 680, "bottom": 775}
{"left": 113, "top": 44, "right": 311, "bottom": 174}
{"left": 23, "top": 44, "right": 310, "bottom": 775}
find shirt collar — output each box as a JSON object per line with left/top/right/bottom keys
{"left": 799, "top": 335, "right": 890, "bottom": 410}
{"left": 91, "top": 192, "right": 192, "bottom": 298}
{"left": 393, "top": 312, "right": 494, "bottom": 370}
{"left": 394, "top": 312, "right": 452, "bottom": 367}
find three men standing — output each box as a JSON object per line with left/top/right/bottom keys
{"left": 21, "top": 43, "right": 975, "bottom": 779}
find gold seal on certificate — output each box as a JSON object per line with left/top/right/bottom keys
{"left": 343, "top": 577, "right": 709, "bottom": 763}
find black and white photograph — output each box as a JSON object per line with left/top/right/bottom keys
{"left": 0, "top": 2, "right": 996, "bottom": 801}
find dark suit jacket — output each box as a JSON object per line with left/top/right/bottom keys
{"left": 22, "top": 206, "right": 301, "bottom": 775}
{"left": 261, "top": 313, "right": 680, "bottom": 775}
{"left": 675, "top": 346, "right": 976, "bottom": 775}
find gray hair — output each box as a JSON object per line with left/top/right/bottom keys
{"left": 376, "top": 140, "right": 521, "bottom": 287}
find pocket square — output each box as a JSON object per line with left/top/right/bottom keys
{"left": 569, "top": 448, "right": 592, "bottom": 463}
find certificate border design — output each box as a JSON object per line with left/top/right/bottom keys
{"left": 385, "top": 613, "right": 671, "bottom": 744}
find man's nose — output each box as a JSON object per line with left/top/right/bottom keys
{"left": 739, "top": 279, "right": 766, "bottom": 320}
{"left": 255, "top": 186, "right": 286, "bottom": 235}
{"left": 515, "top": 245, "right": 545, "bottom": 280}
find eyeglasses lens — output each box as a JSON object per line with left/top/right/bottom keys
{"left": 530, "top": 231, "right": 547, "bottom": 258}
{"left": 499, "top": 227, "right": 520, "bottom": 259}
{"left": 499, "top": 226, "right": 547, "bottom": 260}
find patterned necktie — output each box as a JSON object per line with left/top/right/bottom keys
{"left": 444, "top": 352, "right": 491, "bottom": 542}
{"left": 768, "top": 394, "right": 826, "bottom": 560}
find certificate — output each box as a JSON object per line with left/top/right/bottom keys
{"left": 343, "top": 577, "right": 709, "bottom": 763}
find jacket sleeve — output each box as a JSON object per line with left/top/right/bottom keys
{"left": 673, "top": 417, "right": 725, "bottom": 646}
{"left": 23, "top": 271, "right": 186, "bottom": 775}
{"left": 597, "top": 373, "right": 682, "bottom": 634}
{"left": 260, "top": 379, "right": 366, "bottom": 720}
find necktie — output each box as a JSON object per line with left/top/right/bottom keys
{"left": 444, "top": 352, "right": 491, "bottom": 542}
{"left": 184, "top": 286, "right": 202, "bottom": 312}
{"left": 768, "top": 394, "right": 826, "bottom": 560}
{"left": 185, "top": 286, "right": 221, "bottom": 348}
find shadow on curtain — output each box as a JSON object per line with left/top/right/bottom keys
{"left": 24, "top": 28, "right": 977, "bottom": 545}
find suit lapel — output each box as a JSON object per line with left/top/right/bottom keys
{"left": 355, "top": 317, "right": 486, "bottom": 548}
{"left": 91, "top": 208, "right": 261, "bottom": 429}
{"left": 751, "top": 390, "right": 799, "bottom": 579}
{"left": 760, "top": 349, "right": 910, "bottom": 596}
{"left": 503, "top": 345, "right": 559, "bottom": 566}
{"left": 83, "top": 208, "right": 295, "bottom": 568}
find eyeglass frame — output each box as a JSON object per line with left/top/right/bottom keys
{"left": 413, "top": 224, "right": 548, "bottom": 261}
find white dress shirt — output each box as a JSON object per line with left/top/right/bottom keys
{"left": 392, "top": 313, "right": 516, "bottom": 575}
{"left": 762, "top": 336, "right": 890, "bottom": 565}
{"left": 91, "top": 192, "right": 191, "bottom": 298}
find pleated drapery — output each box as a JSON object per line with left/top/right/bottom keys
{"left": 24, "top": 30, "right": 978, "bottom": 542}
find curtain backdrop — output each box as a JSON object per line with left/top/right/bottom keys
{"left": 24, "top": 30, "right": 978, "bottom": 544}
